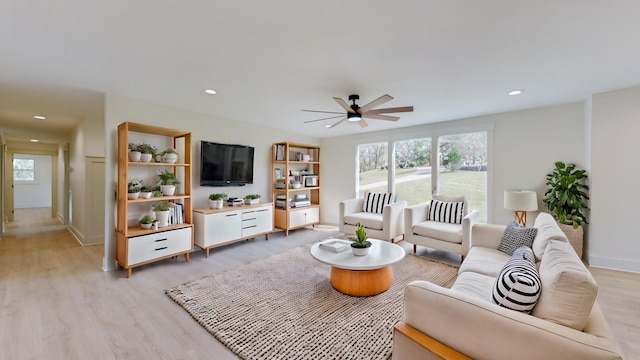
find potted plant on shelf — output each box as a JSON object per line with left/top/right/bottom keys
{"left": 542, "top": 161, "right": 589, "bottom": 258}
{"left": 128, "top": 143, "right": 141, "bottom": 162}
{"left": 127, "top": 180, "right": 141, "bottom": 199}
{"left": 139, "top": 214, "right": 154, "bottom": 229}
{"left": 209, "top": 193, "right": 227, "bottom": 209}
{"left": 157, "top": 169, "right": 180, "bottom": 196}
{"left": 244, "top": 194, "right": 261, "bottom": 205}
{"left": 162, "top": 148, "right": 179, "bottom": 164}
{"left": 152, "top": 201, "right": 171, "bottom": 228}
{"left": 349, "top": 222, "right": 372, "bottom": 256}
{"left": 140, "top": 185, "right": 154, "bottom": 199}
{"left": 137, "top": 143, "right": 157, "bottom": 163}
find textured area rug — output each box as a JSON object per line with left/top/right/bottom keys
{"left": 166, "top": 244, "right": 458, "bottom": 360}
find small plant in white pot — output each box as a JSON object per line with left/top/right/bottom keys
{"left": 162, "top": 148, "right": 179, "bottom": 164}
{"left": 349, "top": 222, "right": 372, "bottom": 256}
{"left": 137, "top": 143, "right": 156, "bottom": 163}
{"left": 140, "top": 185, "right": 154, "bottom": 199}
{"left": 128, "top": 143, "right": 141, "bottom": 162}
{"left": 127, "top": 180, "right": 141, "bottom": 199}
{"left": 209, "top": 193, "right": 227, "bottom": 209}
{"left": 152, "top": 201, "right": 171, "bottom": 228}
{"left": 139, "top": 214, "right": 154, "bottom": 229}
{"left": 244, "top": 194, "right": 260, "bottom": 205}
{"left": 157, "top": 169, "right": 180, "bottom": 196}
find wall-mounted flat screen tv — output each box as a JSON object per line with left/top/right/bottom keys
{"left": 200, "top": 141, "right": 254, "bottom": 186}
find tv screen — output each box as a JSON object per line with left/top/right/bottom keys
{"left": 200, "top": 141, "right": 255, "bottom": 186}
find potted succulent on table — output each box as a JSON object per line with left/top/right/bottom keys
{"left": 152, "top": 201, "right": 171, "bottom": 228}
{"left": 127, "top": 179, "right": 141, "bottom": 199}
{"left": 542, "top": 161, "right": 590, "bottom": 258}
{"left": 140, "top": 185, "right": 154, "bottom": 199}
{"left": 349, "top": 222, "right": 372, "bottom": 256}
{"left": 244, "top": 194, "right": 261, "bottom": 205}
{"left": 128, "top": 143, "right": 141, "bottom": 162}
{"left": 137, "top": 143, "right": 157, "bottom": 163}
{"left": 209, "top": 193, "right": 227, "bottom": 209}
{"left": 162, "top": 148, "right": 179, "bottom": 164}
{"left": 157, "top": 169, "right": 180, "bottom": 196}
{"left": 139, "top": 214, "right": 154, "bottom": 229}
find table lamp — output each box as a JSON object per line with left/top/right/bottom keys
{"left": 504, "top": 190, "right": 538, "bottom": 226}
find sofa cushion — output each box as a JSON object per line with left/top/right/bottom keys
{"left": 491, "top": 247, "right": 541, "bottom": 314}
{"left": 532, "top": 212, "right": 569, "bottom": 261}
{"left": 428, "top": 199, "right": 464, "bottom": 224}
{"left": 413, "top": 221, "right": 462, "bottom": 244}
{"left": 459, "top": 246, "right": 511, "bottom": 277}
{"left": 532, "top": 240, "right": 598, "bottom": 331}
{"left": 498, "top": 221, "right": 537, "bottom": 255}
{"left": 343, "top": 212, "right": 383, "bottom": 230}
{"left": 451, "top": 271, "right": 495, "bottom": 301}
{"left": 362, "top": 192, "right": 394, "bottom": 214}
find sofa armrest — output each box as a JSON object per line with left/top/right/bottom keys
{"left": 461, "top": 210, "right": 479, "bottom": 256}
{"left": 469, "top": 223, "right": 506, "bottom": 249}
{"left": 402, "top": 281, "right": 623, "bottom": 360}
{"left": 340, "top": 198, "right": 364, "bottom": 219}
{"left": 404, "top": 203, "right": 429, "bottom": 235}
{"left": 383, "top": 201, "right": 407, "bottom": 240}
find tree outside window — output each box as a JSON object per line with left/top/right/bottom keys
{"left": 14, "top": 158, "right": 35, "bottom": 182}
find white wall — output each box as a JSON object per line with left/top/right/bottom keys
{"left": 103, "top": 94, "right": 319, "bottom": 271}
{"left": 68, "top": 124, "right": 86, "bottom": 243}
{"left": 590, "top": 85, "right": 640, "bottom": 273}
{"left": 321, "top": 102, "right": 585, "bottom": 228}
{"left": 14, "top": 154, "right": 52, "bottom": 208}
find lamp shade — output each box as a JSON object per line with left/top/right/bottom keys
{"left": 504, "top": 190, "right": 538, "bottom": 211}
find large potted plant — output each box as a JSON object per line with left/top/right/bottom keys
{"left": 349, "top": 222, "right": 372, "bottom": 256}
{"left": 542, "top": 161, "right": 589, "bottom": 258}
{"left": 157, "top": 169, "right": 180, "bottom": 196}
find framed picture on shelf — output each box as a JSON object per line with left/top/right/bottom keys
{"left": 275, "top": 145, "right": 285, "bottom": 161}
{"left": 275, "top": 167, "right": 285, "bottom": 179}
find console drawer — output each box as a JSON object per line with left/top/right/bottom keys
{"left": 128, "top": 227, "right": 192, "bottom": 265}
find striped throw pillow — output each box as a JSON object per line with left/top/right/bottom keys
{"left": 428, "top": 199, "right": 464, "bottom": 224}
{"left": 491, "top": 246, "right": 541, "bottom": 314}
{"left": 362, "top": 192, "right": 394, "bottom": 214}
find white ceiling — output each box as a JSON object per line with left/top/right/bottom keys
{"left": 2, "top": 1, "right": 640, "bottom": 142}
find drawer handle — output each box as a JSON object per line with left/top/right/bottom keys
{"left": 226, "top": 214, "right": 238, "bottom": 217}
{"left": 243, "top": 218, "right": 256, "bottom": 221}
{"left": 155, "top": 246, "right": 168, "bottom": 251}
{"left": 257, "top": 209, "right": 269, "bottom": 212}
{"left": 155, "top": 238, "right": 168, "bottom": 242}
{"left": 244, "top": 210, "right": 255, "bottom": 214}
{"left": 243, "top": 225, "right": 257, "bottom": 229}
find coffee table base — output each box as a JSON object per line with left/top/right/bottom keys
{"left": 330, "top": 266, "right": 393, "bottom": 297}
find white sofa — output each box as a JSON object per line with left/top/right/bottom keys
{"left": 393, "top": 212, "right": 623, "bottom": 360}
{"left": 339, "top": 197, "right": 406, "bottom": 242}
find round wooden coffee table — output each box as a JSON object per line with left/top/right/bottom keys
{"left": 310, "top": 238, "right": 406, "bottom": 297}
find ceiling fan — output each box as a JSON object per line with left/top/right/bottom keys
{"left": 302, "top": 94, "right": 413, "bottom": 128}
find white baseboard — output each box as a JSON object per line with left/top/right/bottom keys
{"left": 68, "top": 225, "right": 85, "bottom": 246}
{"left": 589, "top": 255, "right": 640, "bottom": 274}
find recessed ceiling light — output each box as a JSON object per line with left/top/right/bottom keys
{"left": 33, "top": 115, "right": 46, "bottom": 120}
{"left": 30, "top": 139, "right": 39, "bottom": 142}
{"left": 508, "top": 90, "right": 524, "bottom": 96}
{"left": 204, "top": 89, "right": 217, "bottom": 95}
{"left": 325, "top": 125, "right": 332, "bottom": 128}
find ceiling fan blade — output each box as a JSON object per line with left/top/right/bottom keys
{"left": 363, "top": 114, "right": 400, "bottom": 122}
{"left": 301, "top": 109, "right": 345, "bottom": 115}
{"left": 328, "top": 117, "right": 347, "bottom": 128}
{"left": 304, "top": 115, "right": 347, "bottom": 124}
{"left": 365, "top": 106, "right": 414, "bottom": 114}
{"left": 358, "top": 119, "right": 368, "bottom": 128}
{"left": 333, "top": 97, "right": 356, "bottom": 113}
{"left": 358, "top": 94, "right": 393, "bottom": 114}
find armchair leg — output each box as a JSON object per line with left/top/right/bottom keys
{"left": 413, "top": 244, "right": 416, "bottom": 254}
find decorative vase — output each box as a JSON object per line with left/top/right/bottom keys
{"left": 128, "top": 192, "right": 140, "bottom": 200}
{"left": 209, "top": 199, "right": 224, "bottom": 209}
{"left": 128, "top": 151, "right": 141, "bottom": 162}
{"left": 558, "top": 223, "right": 584, "bottom": 259}
{"left": 140, "top": 153, "right": 153, "bottom": 163}
{"left": 155, "top": 210, "right": 170, "bottom": 228}
{"left": 163, "top": 153, "right": 179, "bottom": 164}
{"left": 160, "top": 185, "right": 176, "bottom": 196}
{"left": 351, "top": 242, "right": 372, "bottom": 256}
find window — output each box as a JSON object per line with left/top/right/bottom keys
{"left": 13, "top": 158, "right": 35, "bottom": 182}
{"left": 357, "top": 142, "right": 388, "bottom": 197}
{"left": 394, "top": 138, "right": 432, "bottom": 206}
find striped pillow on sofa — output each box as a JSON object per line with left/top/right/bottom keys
{"left": 491, "top": 246, "right": 541, "bottom": 314}
{"left": 362, "top": 192, "right": 394, "bottom": 214}
{"left": 428, "top": 199, "right": 464, "bottom": 224}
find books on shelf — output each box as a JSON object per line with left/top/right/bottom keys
{"left": 319, "top": 240, "right": 351, "bottom": 253}
{"left": 275, "top": 144, "right": 285, "bottom": 161}
{"left": 168, "top": 203, "right": 184, "bottom": 225}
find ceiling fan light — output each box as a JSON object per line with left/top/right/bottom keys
{"left": 347, "top": 113, "right": 362, "bottom": 122}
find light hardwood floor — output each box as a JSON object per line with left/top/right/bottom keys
{"left": 1, "top": 215, "right": 639, "bottom": 359}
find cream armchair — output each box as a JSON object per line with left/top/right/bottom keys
{"left": 404, "top": 194, "right": 478, "bottom": 259}
{"left": 339, "top": 197, "right": 407, "bottom": 243}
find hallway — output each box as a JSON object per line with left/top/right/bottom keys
{"left": 4, "top": 207, "right": 65, "bottom": 235}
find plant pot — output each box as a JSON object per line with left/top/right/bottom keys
{"left": 140, "top": 153, "right": 153, "bottom": 163}
{"left": 140, "top": 191, "right": 153, "bottom": 199}
{"left": 155, "top": 210, "right": 170, "bottom": 228}
{"left": 245, "top": 198, "right": 259, "bottom": 205}
{"left": 163, "top": 153, "right": 179, "bottom": 164}
{"left": 160, "top": 185, "right": 176, "bottom": 196}
{"left": 128, "top": 192, "right": 140, "bottom": 200}
{"left": 140, "top": 223, "right": 152, "bottom": 230}
{"left": 209, "top": 199, "right": 224, "bottom": 209}
{"left": 558, "top": 223, "right": 584, "bottom": 259}
{"left": 351, "top": 242, "right": 372, "bottom": 256}
{"left": 128, "top": 151, "right": 141, "bottom": 162}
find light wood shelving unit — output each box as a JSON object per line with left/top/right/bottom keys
{"left": 272, "top": 142, "right": 320, "bottom": 235}
{"left": 116, "top": 122, "right": 193, "bottom": 277}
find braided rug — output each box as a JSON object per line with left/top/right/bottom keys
{"left": 166, "top": 244, "right": 458, "bottom": 360}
